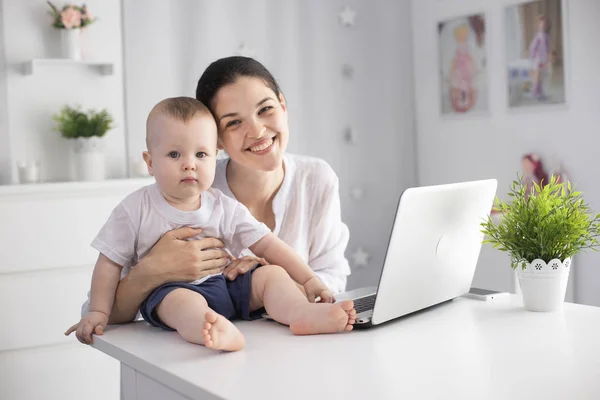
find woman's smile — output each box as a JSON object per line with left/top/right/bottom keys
{"left": 247, "top": 135, "right": 277, "bottom": 154}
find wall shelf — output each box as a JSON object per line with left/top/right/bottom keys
{"left": 21, "top": 59, "right": 114, "bottom": 76}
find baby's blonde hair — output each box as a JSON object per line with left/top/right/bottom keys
{"left": 146, "top": 97, "right": 212, "bottom": 149}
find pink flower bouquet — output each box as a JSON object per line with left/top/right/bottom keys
{"left": 47, "top": 1, "right": 96, "bottom": 29}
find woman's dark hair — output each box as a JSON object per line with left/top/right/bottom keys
{"left": 196, "top": 56, "right": 282, "bottom": 113}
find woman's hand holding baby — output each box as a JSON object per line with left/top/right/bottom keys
{"left": 224, "top": 255, "right": 268, "bottom": 280}
{"left": 141, "top": 227, "right": 231, "bottom": 285}
{"left": 303, "top": 276, "right": 334, "bottom": 303}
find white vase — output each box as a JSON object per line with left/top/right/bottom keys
{"left": 16, "top": 161, "right": 40, "bottom": 184}
{"left": 60, "top": 29, "right": 81, "bottom": 60}
{"left": 72, "top": 137, "right": 105, "bottom": 181}
{"left": 516, "top": 257, "right": 572, "bottom": 312}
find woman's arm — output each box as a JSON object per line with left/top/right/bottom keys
{"left": 107, "top": 227, "right": 230, "bottom": 324}
{"left": 108, "top": 257, "right": 163, "bottom": 324}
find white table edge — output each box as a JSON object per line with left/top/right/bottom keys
{"left": 94, "top": 332, "right": 224, "bottom": 400}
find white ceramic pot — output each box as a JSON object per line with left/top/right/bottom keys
{"left": 17, "top": 161, "right": 40, "bottom": 184}
{"left": 73, "top": 137, "right": 105, "bottom": 181}
{"left": 60, "top": 29, "right": 81, "bottom": 60}
{"left": 516, "top": 257, "right": 572, "bottom": 312}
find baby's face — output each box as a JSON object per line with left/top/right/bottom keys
{"left": 145, "top": 113, "right": 218, "bottom": 201}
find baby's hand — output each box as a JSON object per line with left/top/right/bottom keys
{"left": 64, "top": 311, "right": 109, "bottom": 345}
{"left": 303, "top": 276, "right": 333, "bottom": 303}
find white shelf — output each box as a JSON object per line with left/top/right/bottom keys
{"left": 21, "top": 59, "right": 114, "bottom": 76}
{"left": 0, "top": 177, "right": 154, "bottom": 198}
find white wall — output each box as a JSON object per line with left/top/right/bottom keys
{"left": 122, "top": 0, "right": 417, "bottom": 289}
{"left": 411, "top": 0, "right": 600, "bottom": 305}
{"left": 0, "top": 0, "right": 126, "bottom": 184}
{"left": 0, "top": 0, "right": 10, "bottom": 184}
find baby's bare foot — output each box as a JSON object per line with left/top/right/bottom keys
{"left": 289, "top": 300, "right": 356, "bottom": 335}
{"left": 201, "top": 311, "right": 245, "bottom": 351}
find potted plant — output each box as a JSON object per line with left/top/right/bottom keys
{"left": 52, "top": 105, "right": 114, "bottom": 181}
{"left": 481, "top": 174, "right": 600, "bottom": 312}
{"left": 47, "top": 1, "right": 97, "bottom": 60}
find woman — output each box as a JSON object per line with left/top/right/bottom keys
{"left": 105, "top": 56, "right": 351, "bottom": 324}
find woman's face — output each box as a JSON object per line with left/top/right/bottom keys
{"left": 212, "top": 76, "right": 289, "bottom": 172}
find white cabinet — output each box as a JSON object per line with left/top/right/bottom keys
{"left": 0, "top": 178, "right": 152, "bottom": 400}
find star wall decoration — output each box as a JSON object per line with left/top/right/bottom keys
{"left": 351, "top": 247, "right": 369, "bottom": 268}
{"left": 343, "top": 126, "right": 354, "bottom": 144}
{"left": 341, "top": 64, "right": 354, "bottom": 79}
{"left": 338, "top": 5, "right": 356, "bottom": 27}
{"left": 236, "top": 42, "right": 255, "bottom": 58}
{"left": 349, "top": 186, "right": 364, "bottom": 201}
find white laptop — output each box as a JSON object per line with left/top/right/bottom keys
{"left": 336, "top": 178, "right": 498, "bottom": 328}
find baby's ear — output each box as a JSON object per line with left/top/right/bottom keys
{"left": 142, "top": 151, "right": 154, "bottom": 176}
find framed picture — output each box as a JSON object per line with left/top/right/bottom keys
{"left": 438, "top": 13, "right": 488, "bottom": 116}
{"left": 505, "top": 0, "right": 567, "bottom": 108}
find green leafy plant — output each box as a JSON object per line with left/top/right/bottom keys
{"left": 52, "top": 105, "right": 114, "bottom": 139}
{"left": 481, "top": 174, "right": 600, "bottom": 270}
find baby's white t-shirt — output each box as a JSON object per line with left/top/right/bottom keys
{"left": 91, "top": 183, "right": 271, "bottom": 285}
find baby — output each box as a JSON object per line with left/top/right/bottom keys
{"left": 65, "top": 97, "right": 355, "bottom": 351}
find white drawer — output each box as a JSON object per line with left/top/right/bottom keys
{"left": 0, "top": 266, "right": 93, "bottom": 351}
{"left": 0, "top": 342, "right": 119, "bottom": 400}
{"left": 0, "top": 194, "right": 125, "bottom": 274}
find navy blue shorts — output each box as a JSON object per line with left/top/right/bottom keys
{"left": 140, "top": 265, "right": 264, "bottom": 330}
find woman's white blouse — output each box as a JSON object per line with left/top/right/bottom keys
{"left": 213, "top": 153, "right": 351, "bottom": 294}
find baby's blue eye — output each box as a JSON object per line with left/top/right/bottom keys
{"left": 168, "top": 151, "right": 180, "bottom": 159}
{"left": 196, "top": 152, "right": 207, "bottom": 159}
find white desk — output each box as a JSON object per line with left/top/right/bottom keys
{"left": 94, "top": 296, "right": 600, "bottom": 400}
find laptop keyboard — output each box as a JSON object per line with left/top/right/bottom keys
{"left": 354, "top": 294, "right": 376, "bottom": 313}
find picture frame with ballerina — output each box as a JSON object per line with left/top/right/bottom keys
{"left": 505, "top": 0, "right": 567, "bottom": 109}
{"left": 438, "top": 12, "right": 488, "bottom": 116}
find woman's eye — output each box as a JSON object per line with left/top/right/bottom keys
{"left": 168, "top": 151, "right": 180, "bottom": 159}
{"left": 225, "top": 120, "right": 241, "bottom": 128}
{"left": 258, "top": 106, "right": 273, "bottom": 115}
{"left": 196, "top": 152, "right": 207, "bottom": 159}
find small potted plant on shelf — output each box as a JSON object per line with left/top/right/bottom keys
{"left": 47, "top": 1, "right": 97, "bottom": 60}
{"left": 52, "top": 105, "right": 114, "bottom": 181}
{"left": 481, "top": 174, "right": 600, "bottom": 312}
